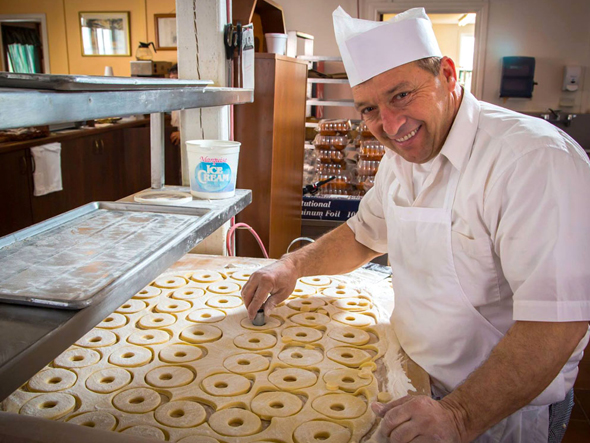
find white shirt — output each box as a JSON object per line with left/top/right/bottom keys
{"left": 348, "top": 91, "right": 590, "bottom": 333}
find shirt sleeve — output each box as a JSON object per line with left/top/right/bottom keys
{"left": 485, "top": 146, "right": 590, "bottom": 322}
{"left": 346, "top": 160, "right": 389, "bottom": 254}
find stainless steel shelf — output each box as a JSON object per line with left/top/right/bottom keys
{"left": 0, "top": 86, "right": 254, "bottom": 130}
{"left": 307, "top": 78, "right": 349, "bottom": 84}
{"left": 298, "top": 55, "right": 343, "bottom": 62}
{"left": 307, "top": 98, "right": 355, "bottom": 107}
{"left": 0, "top": 188, "right": 251, "bottom": 401}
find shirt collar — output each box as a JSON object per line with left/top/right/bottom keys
{"left": 439, "top": 89, "right": 481, "bottom": 172}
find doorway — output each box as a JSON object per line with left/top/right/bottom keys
{"left": 0, "top": 14, "right": 50, "bottom": 73}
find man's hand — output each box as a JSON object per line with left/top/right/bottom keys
{"left": 170, "top": 131, "right": 180, "bottom": 145}
{"left": 241, "top": 258, "right": 299, "bottom": 319}
{"left": 373, "top": 395, "right": 465, "bottom": 443}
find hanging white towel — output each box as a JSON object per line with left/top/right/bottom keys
{"left": 30, "top": 142, "right": 63, "bottom": 196}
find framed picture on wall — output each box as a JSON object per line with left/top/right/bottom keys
{"left": 155, "top": 14, "right": 177, "bottom": 50}
{"left": 79, "top": 11, "right": 131, "bottom": 56}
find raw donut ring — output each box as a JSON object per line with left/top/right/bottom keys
{"left": 290, "top": 285, "right": 317, "bottom": 298}
{"left": 299, "top": 276, "right": 331, "bottom": 286}
{"left": 332, "top": 311, "right": 373, "bottom": 327}
{"left": 323, "top": 368, "right": 371, "bottom": 392}
{"left": 28, "top": 368, "right": 77, "bottom": 392}
{"left": 128, "top": 329, "right": 170, "bottom": 346}
{"left": 240, "top": 316, "right": 281, "bottom": 331}
{"left": 112, "top": 387, "right": 161, "bottom": 413}
{"left": 187, "top": 308, "right": 226, "bottom": 323}
{"left": 268, "top": 368, "right": 318, "bottom": 390}
{"left": 251, "top": 391, "right": 303, "bottom": 419}
{"left": 287, "top": 298, "right": 326, "bottom": 312}
{"left": 278, "top": 346, "right": 323, "bottom": 367}
{"left": 326, "top": 347, "right": 372, "bottom": 368}
{"left": 322, "top": 287, "right": 358, "bottom": 298}
{"left": 180, "top": 324, "right": 222, "bottom": 344}
{"left": 311, "top": 393, "right": 367, "bottom": 419}
{"left": 108, "top": 346, "right": 152, "bottom": 367}
{"left": 290, "top": 312, "right": 330, "bottom": 328}
{"left": 190, "top": 270, "right": 224, "bottom": 284}
{"left": 145, "top": 365, "right": 195, "bottom": 388}
{"left": 159, "top": 344, "right": 204, "bottom": 364}
{"left": 154, "top": 298, "right": 192, "bottom": 314}
{"left": 120, "top": 425, "right": 165, "bottom": 440}
{"left": 75, "top": 329, "right": 117, "bottom": 348}
{"left": 86, "top": 367, "right": 132, "bottom": 393}
{"left": 67, "top": 411, "right": 117, "bottom": 431}
{"left": 206, "top": 295, "right": 243, "bottom": 309}
{"left": 171, "top": 287, "right": 206, "bottom": 300}
{"left": 20, "top": 393, "right": 76, "bottom": 420}
{"left": 293, "top": 420, "right": 351, "bottom": 443}
{"left": 97, "top": 313, "right": 127, "bottom": 329}
{"left": 228, "top": 269, "right": 257, "bottom": 281}
{"left": 234, "top": 332, "right": 277, "bottom": 350}
{"left": 54, "top": 348, "right": 100, "bottom": 369}
{"left": 201, "top": 373, "right": 251, "bottom": 396}
{"left": 137, "top": 313, "right": 176, "bottom": 329}
{"left": 154, "top": 400, "right": 206, "bottom": 428}
{"left": 115, "top": 299, "right": 147, "bottom": 314}
{"left": 133, "top": 286, "right": 161, "bottom": 299}
{"left": 153, "top": 275, "right": 188, "bottom": 289}
{"left": 206, "top": 281, "right": 241, "bottom": 295}
{"left": 224, "top": 353, "right": 269, "bottom": 374}
{"left": 282, "top": 326, "right": 323, "bottom": 343}
{"left": 331, "top": 297, "right": 372, "bottom": 312}
{"left": 328, "top": 327, "right": 371, "bottom": 346}
{"left": 208, "top": 408, "right": 262, "bottom": 436}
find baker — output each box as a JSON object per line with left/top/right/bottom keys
{"left": 242, "top": 7, "right": 590, "bottom": 442}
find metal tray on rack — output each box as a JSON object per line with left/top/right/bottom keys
{"left": 0, "top": 73, "right": 213, "bottom": 91}
{"left": 0, "top": 201, "right": 209, "bottom": 309}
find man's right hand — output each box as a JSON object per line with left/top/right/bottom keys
{"left": 241, "top": 258, "right": 299, "bottom": 320}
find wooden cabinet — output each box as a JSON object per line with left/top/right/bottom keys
{"left": 0, "top": 150, "right": 34, "bottom": 237}
{"left": 235, "top": 54, "right": 308, "bottom": 258}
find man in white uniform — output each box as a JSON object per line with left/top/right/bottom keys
{"left": 242, "top": 7, "right": 590, "bottom": 442}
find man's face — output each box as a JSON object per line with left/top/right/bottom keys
{"left": 353, "top": 57, "right": 459, "bottom": 164}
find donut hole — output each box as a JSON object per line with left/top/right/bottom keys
{"left": 248, "top": 338, "right": 260, "bottom": 344}
{"left": 81, "top": 421, "right": 96, "bottom": 428}
{"left": 129, "top": 397, "right": 145, "bottom": 404}
{"left": 228, "top": 418, "right": 243, "bottom": 427}
{"left": 295, "top": 332, "right": 307, "bottom": 337}
{"left": 169, "top": 305, "right": 178, "bottom": 309}
{"left": 305, "top": 316, "right": 316, "bottom": 321}
{"left": 342, "top": 377, "right": 355, "bottom": 384}
{"left": 185, "top": 291, "right": 194, "bottom": 295}
{"left": 174, "top": 352, "right": 187, "bottom": 358}
{"left": 214, "top": 382, "right": 228, "bottom": 389}
{"left": 313, "top": 278, "right": 320, "bottom": 282}
{"left": 47, "top": 377, "right": 62, "bottom": 384}
{"left": 122, "top": 352, "right": 135, "bottom": 359}
{"left": 341, "top": 353, "right": 353, "bottom": 359}
{"left": 343, "top": 333, "right": 355, "bottom": 338}
{"left": 139, "top": 290, "right": 148, "bottom": 295}
{"left": 159, "top": 373, "right": 173, "bottom": 381}
{"left": 270, "top": 401, "right": 284, "bottom": 409}
{"left": 170, "top": 409, "right": 185, "bottom": 418}
{"left": 41, "top": 401, "right": 57, "bottom": 409}
{"left": 100, "top": 377, "right": 115, "bottom": 384}
{"left": 104, "top": 317, "right": 114, "bottom": 322}
{"left": 122, "top": 304, "right": 131, "bottom": 309}
{"left": 330, "top": 403, "right": 345, "bottom": 412}
{"left": 193, "top": 331, "right": 205, "bottom": 336}
{"left": 89, "top": 337, "right": 102, "bottom": 343}
{"left": 167, "top": 280, "right": 174, "bottom": 284}
{"left": 314, "top": 431, "right": 331, "bottom": 440}
{"left": 301, "top": 301, "right": 312, "bottom": 305}
{"left": 203, "top": 274, "right": 211, "bottom": 278}
{"left": 202, "top": 313, "right": 211, "bottom": 318}
{"left": 294, "top": 289, "right": 303, "bottom": 293}
{"left": 219, "top": 287, "right": 228, "bottom": 291}
{"left": 143, "top": 335, "right": 154, "bottom": 340}
{"left": 219, "top": 299, "right": 228, "bottom": 304}
{"left": 154, "top": 318, "right": 164, "bottom": 323}
{"left": 346, "top": 302, "right": 357, "bottom": 306}
{"left": 345, "top": 316, "right": 355, "bottom": 321}
{"left": 283, "top": 376, "right": 297, "bottom": 383}
{"left": 336, "top": 290, "right": 345, "bottom": 295}
{"left": 70, "top": 355, "right": 84, "bottom": 362}
{"left": 237, "top": 359, "right": 250, "bottom": 366}
{"left": 292, "top": 352, "right": 303, "bottom": 359}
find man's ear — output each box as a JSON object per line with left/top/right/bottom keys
{"left": 440, "top": 56, "right": 458, "bottom": 91}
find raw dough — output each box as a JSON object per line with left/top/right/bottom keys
{"left": 207, "top": 281, "right": 241, "bottom": 295}
{"left": 300, "top": 276, "right": 331, "bottom": 286}
{"left": 332, "top": 297, "right": 372, "bottom": 312}
{"left": 112, "top": 387, "right": 161, "bottom": 413}
{"left": 154, "top": 298, "right": 192, "bottom": 314}
{"left": 154, "top": 400, "right": 206, "bottom": 428}
{"left": 282, "top": 326, "right": 323, "bottom": 344}
{"left": 19, "top": 393, "right": 76, "bottom": 420}
{"left": 159, "top": 344, "right": 204, "bottom": 364}
{"left": 268, "top": 368, "right": 318, "bottom": 390}
{"left": 145, "top": 365, "right": 195, "bottom": 388}
{"left": 66, "top": 411, "right": 117, "bottom": 431}
{"left": 311, "top": 393, "right": 367, "bottom": 419}
{"left": 287, "top": 298, "right": 326, "bottom": 312}
{"left": 75, "top": 329, "right": 117, "bottom": 348}
{"left": 206, "top": 295, "right": 243, "bottom": 309}
{"left": 290, "top": 312, "right": 330, "bottom": 327}
{"left": 171, "top": 287, "right": 206, "bottom": 300}
{"left": 326, "top": 347, "right": 372, "bottom": 368}
{"left": 86, "top": 368, "right": 132, "bottom": 393}
{"left": 127, "top": 329, "right": 170, "bottom": 346}
{"left": 120, "top": 425, "right": 165, "bottom": 440}
{"left": 180, "top": 324, "right": 223, "bottom": 344}
{"left": 293, "top": 420, "right": 351, "bottom": 443}
{"left": 332, "top": 311, "right": 374, "bottom": 327}
{"left": 228, "top": 269, "right": 257, "bottom": 281}
{"left": 323, "top": 368, "right": 371, "bottom": 393}
{"left": 137, "top": 312, "right": 176, "bottom": 329}
{"left": 224, "top": 353, "right": 270, "bottom": 374}
{"left": 28, "top": 368, "right": 77, "bottom": 392}
{"left": 133, "top": 286, "right": 161, "bottom": 299}
{"left": 187, "top": 308, "right": 226, "bottom": 323}
{"left": 278, "top": 347, "right": 324, "bottom": 367}
{"left": 53, "top": 348, "right": 100, "bottom": 369}
{"left": 251, "top": 391, "right": 303, "bottom": 419}
{"left": 208, "top": 408, "right": 262, "bottom": 437}
{"left": 153, "top": 275, "right": 188, "bottom": 289}
{"left": 115, "top": 299, "right": 147, "bottom": 314}
{"left": 190, "top": 270, "right": 224, "bottom": 283}
{"left": 290, "top": 285, "right": 317, "bottom": 298}
{"left": 201, "top": 373, "right": 251, "bottom": 396}
{"left": 328, "top": 327, "right": 371, "bottom": 346}
{"left": 97, "top": 313, "right": 127, "bottom": 329}
{"left": 233, "top": 332, "right": 277, "bottom": 350}
{"left": 322, "top": 287, "right": 358, "bottom": 298}
{"left": 108, "top": 346, "right": 152, "bottom": 367}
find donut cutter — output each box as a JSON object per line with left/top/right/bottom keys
{"left": 252, "top": 308, "right": 266, "bottom": 326}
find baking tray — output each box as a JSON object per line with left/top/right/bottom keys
{"left": 0, "top": 73, "right": 213, "bottom": 91}
{"left": 0, "top": 202, "right": 209, "bottom": 309}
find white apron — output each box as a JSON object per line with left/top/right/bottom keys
{"left": 385, "top": 159, "right": 552, "bottom": 442}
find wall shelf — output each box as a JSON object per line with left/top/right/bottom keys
{"left": 307, "top": 98, "right": 355, "bottom": 107}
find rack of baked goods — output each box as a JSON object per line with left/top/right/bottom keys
{"left": 1, "top": 266, "right": 410, "bottom": 442}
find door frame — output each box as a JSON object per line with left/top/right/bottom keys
{"left": 0, "top": 13, "right": 51, "bottom": 73}
{"left": 360, "top": 1, "right": 489, "bottom": 99}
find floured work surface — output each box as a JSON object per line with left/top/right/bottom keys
{"left": 0, "top": 204, "right": 202, "bottom": 308}
{"left": 2, "top": 264, "right": 416, "bottom": 442}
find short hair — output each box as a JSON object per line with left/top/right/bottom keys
{"left": 415, "top": 56, "right": 442, "bottom": 76}
{"left": 169, "top": 63, "right": 178, "bottom": 75}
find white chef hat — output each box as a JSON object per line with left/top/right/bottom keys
{"left": 333, "top": 7, "right": 442, "bottom": 87}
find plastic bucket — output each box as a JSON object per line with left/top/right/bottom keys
{"left": 186, "top": 140, "right": 241, "bottom": 199}
{"left": 265, "top": 33, "right": 288, "bottom": 55}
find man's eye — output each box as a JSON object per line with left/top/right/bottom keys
{"left": 361, "top": 106, "right": 376, "bottom": 115}
{"left": 395, "top": 92, "right": 410, "bottom": 100}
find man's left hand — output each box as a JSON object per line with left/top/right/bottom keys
{"left": 373, "top": 395, "right": 465, "bottom": 442}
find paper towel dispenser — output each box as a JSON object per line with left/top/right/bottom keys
{"left": 500, "top": 56, "right": 536, "bottom": 98}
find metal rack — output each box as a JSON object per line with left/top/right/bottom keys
{"left": 0, "top": 79, "right": 254, "bottom": 400}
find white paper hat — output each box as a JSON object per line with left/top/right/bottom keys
{"left": 333, "top": 7, "right": 442, "bottom": 87}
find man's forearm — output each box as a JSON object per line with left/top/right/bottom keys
{"left": 441, "top": 320, "right": 588, "bottom": 441}
{"left": 283, "top": 223, "right": 381, "bottom": 278}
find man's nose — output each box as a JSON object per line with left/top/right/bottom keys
{"left": 381, "top": 107, "right": 405, "bottom": 138}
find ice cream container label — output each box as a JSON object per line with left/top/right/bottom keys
{"left": 194, "top": 158, "right": 234, "bottom": 193}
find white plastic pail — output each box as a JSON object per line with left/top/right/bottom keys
{"left": 265, "top": 33, "right": 288, "bottom": 55}
{"left": 186, "top": 140, "right": 241, "bottom": 199}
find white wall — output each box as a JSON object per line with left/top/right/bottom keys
{"left": 275, "top": 0, "right": 590, "bottom": 113}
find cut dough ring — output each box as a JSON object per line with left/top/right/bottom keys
{"left": 159, "top": 344, "right": 205, "bottom": 364}
{"left": 224, "top": 353, "right": 270, "bottom": 374}
{"left": 327, "top": 327, "right": 371, "bottom": 346}
{"left": 85, "top": 367, "right": 132, "bottom": 393}
{"left": 137, "top": 313, "right": 176, "bottom": 329}
{"left": 293, "top": 420, "right": 351, "bottom": 443}
{"left": 180, "top": 324, "right": 223, "bottom": 344}
{"left": 108, "top": 346, "right": 152, "bottom": 367}
{"left": 290, "top": 286, "right": 317, "bottom": 298}
{"left": 19, "top": 393, "right": 76, "bottom": 420}
{"left": 268, "top": 367, "right": 318, "bottom": 390}
{"left": 127, "top": 329, "right": 170, "bottom": 346}
{"left": 206, "top": 295, "right": 243, "bottom": 309}
{"left": 28, "top": 368, "right": 77, "bottom": 392}
{"left": 154, "top": 299, "right": 192, "bottom": 314}
{"left": 187, "top": 308, "right": 226, "bottom": 323}
{"left": 171, "top": 287, "right": 206, "bottom": 300}
{"left": 322, "top": 287, "right": 359, "bottom": 298}
{"left": 75, "top": 329, "right": 117, "bottom": 348}
{"left": 234, "top": 332, "right": 277, "bottom": 350}
{"left": 287, "top": 298, "right": 326, "bottom": 312}
{"left": 278, "top": 346, "right": 324, "bottom": 367}
{"left": 281, "top": 326, "right": 323, "bottom": 343}
{"left": 66, "top": 411, "right": 118, "bottom": 431}
{"left": 154, "top": 400, "right": 207, "bottom": 428}
{"left": 134, "top": 286, "right": 161, "bottom": 299}
{"left": 153, "top": 275, "right": 188, "bottom": 289}
{"left": 53, "top": 348, "right": 101, "bottom": 369}
{"left": 190, "top": 270, "right": 224, "bottom": 283}
{"left": 332, "top": 311, "right": 374, "bottom": 327}
{"left": 331, "top": 297, "right": 372, "bottom": 311}
{"left": 208, "top": 408, "right": 262, "bottom": 437}
{"left": 326, "top": 347, "right": 372, "bottom": 368}
{"left": 145, "top": 365, "right": 195, "bottom": 388}
{"left": 112, "top": 387, "right": 161, "bottom": 414}
{"left": 240, "top": 315, "right": 282, "bottom": 331}
{"left": 97, "top": 313, "right": 128, "bottom": 329}
{"left": 251, "top": 391, "right": 303, "bottom": 419}
{"left": 228, "top": 269, "right": 257, "bottom": 281}
{"left": 115, "top": 299, "right": 147, "bottom": 314}
{"left": 300, "top": 276, "right": 332, "bottom": 286}
{"left": 290, "top": 312, "right": 330, "bottom": 328}
{"left": 323, "top": 368, "right": 371, "bottom": 392}
{"left": 311, "top": 393, "right": 367, "bottom": 419}
{"left": 201, "top": 373, "right": 251, "bottom": 397}
{"left": 206, "top": 281, "right": 241, "bottom": 295}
